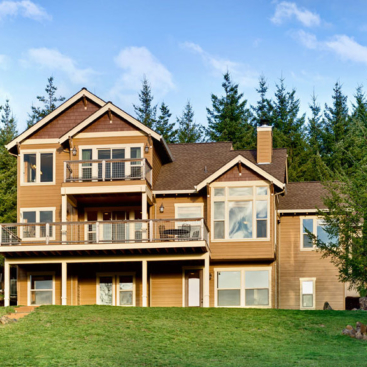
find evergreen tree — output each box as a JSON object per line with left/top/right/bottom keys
{"left": 133, "top": 77, "right": 157, "bottom": 129}
{"left": 321, "top": 81, "right": 350, "bottom": 172}
{"left": 352, "top": 85, "right": 367, "bottom": 129}
{"left": 0, "top": 100, "right": 17, "bottom": 223}
{"left": 156, "top": 102, "right": 177, "bottom": 143}
{"left": 251, "top": 75, "right": 273, "bottom": 126}
{"left": 26, "top": 77, "right": 65, "bottom": 128}
{"left": 207, "top": 72, "right": 255, "bottom": 149}
{"left": 177, "top": 101, "right": 204, "bottom": 143}
{"left": 271, "top": 78, "right": 306, "bottom": 181}
{"left": 298, "top": 94, "right": 330, "bottom": 181}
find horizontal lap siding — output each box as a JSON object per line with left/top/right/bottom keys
{"left": 279, "top": 216, "right": 344, "bottom": 310}
{"left": 257, "top": 131, "right": 272, "bottom": 163}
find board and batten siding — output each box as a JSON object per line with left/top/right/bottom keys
{"left": 278, "top": 215, "right": 345, "bottom": 310}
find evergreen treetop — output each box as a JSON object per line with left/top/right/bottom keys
{"left": 177, "top": 101, "right": 205, "bottom": 143}
{"left": 156, "top": 102, "right": 177, "bottom": 143}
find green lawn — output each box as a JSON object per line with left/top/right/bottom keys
{"left": 0, "top": 306, "right": 366, "bottom": 366}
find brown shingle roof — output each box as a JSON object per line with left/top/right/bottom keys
{"left": 154, "top": 142, "right": 287, "bottom": 191}
{"left": 278, "top": 182, "right": 327, "bottom": 210}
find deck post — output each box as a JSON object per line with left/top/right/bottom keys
{"left": 61, "top": 195, "right": 67, "bottom": 243}
{"left": 203, "top": 253, "right": 210, "bottom": 307}
{"left": 142, "top": 193, "right": 148, "bottom": 240}
{"left": 61, "top": 262, "right": 67, "bottom": 306}
{"left": 4, "top": 259, "right": 10, "bottom": 307}
{"left": 142, "top": 260, "right": 148, "bottom": 307}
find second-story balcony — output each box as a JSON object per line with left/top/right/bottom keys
{"left": 0, "top": 219, "right": 210, "bottom": 256}
{"left": 64, "top": 158, "right": 152, "bottom": 186}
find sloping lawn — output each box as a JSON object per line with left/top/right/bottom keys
{"left": 0, "top": 306, "right": 366, "bottom": 366}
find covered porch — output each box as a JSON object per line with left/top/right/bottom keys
{"left": 3, "top": 253, "right": 210, "bottom": 308}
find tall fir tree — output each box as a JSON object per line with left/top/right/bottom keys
{"left": 321, "top": 81, "right": 351, "bottom": 172}
{"left": 270, "top": 78, "right": 306, "bottom": 181}
{"left": 251, "top": 75, "right": 273, "bottom": 126}
{"left": 155, "top": 102, "right": 177, "bottom": 143}
{"left": 207, "top": 72, "right": 255, "bottom": 149}
{"left": 133, "top": 77, "right": 157, "bottom": 130}
{"left": 177, "top": 101, "right": 204, "bottom": 143}
{"left": 0, "top": 100, "right": 17, "bottom": 223}
{"left": 352, "top": 85, "right": 367, "bottom": 129}
{"left": 26, "top": 77, "right": 65, "bottom": 128}
{"left": 298, "top": 93, "right": 330, "bottom": 181}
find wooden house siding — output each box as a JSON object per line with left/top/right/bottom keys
{"left": 278, "top": 216, "right": 345, "bottom": 310}
{"left": 215, "top": 164, "right": 263, "bottom": 182}
{"left": 257, "top": 130, "right": 272, "bottom": 163}
{"left": 80, "top": 112, "right": 137, "bottom": 133}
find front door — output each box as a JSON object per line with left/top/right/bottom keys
{"left": 185, "top": 269, "right": 203, "bottom": 307}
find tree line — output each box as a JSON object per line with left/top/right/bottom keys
{"left": 1, "top": 74, "right": 367, "bottom": 222}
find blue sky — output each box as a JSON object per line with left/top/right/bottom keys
{"left": 1, "top": 0, "right": 367, "bottom": 132}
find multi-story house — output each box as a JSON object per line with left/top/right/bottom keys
{"left": 1, "top": 88, "right": 355, "bottom": 309}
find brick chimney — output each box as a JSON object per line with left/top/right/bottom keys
{"left": 257, "top": 119, "right": 273, "bottom": 164}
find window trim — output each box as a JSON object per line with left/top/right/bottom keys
{"left": 211, "top": 181, "right": 271, "bottom": 242}
{"left": 27, "top": 272, "right": 55, "bottom": 306}
{"left": 20, "top": 207, "right": 56, "bottom": 241}
{"left": 96, "top": 272, "right": 136, "bottom": 307}
{"left": 20, "top": 149, "right": 56, "bottom": 186}
{"left": 300, "top": 277, "right": 316, "bottom": 310}
{"left": 214, "top": 267, "right": 272, "bottom": 308}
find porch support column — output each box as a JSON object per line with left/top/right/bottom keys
{"left": 203, "top": 253, "right": 210, "bottom": 308}
{"left": 4, "top": 259, "right": 10, "bottom": 307}
{"left": 142, "top": 260, "right": 148, "bottom": 307}
{"left": 61, "top": 262, "right": 67, "bottom": 306}
{"left": 61, "top": 195, "right": 67, "bottom": 243}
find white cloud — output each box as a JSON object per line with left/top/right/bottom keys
{"left": 294, "top": 31, "right": 367, "bottom": 66}
{"left": 271, "top": 2, "right": 320, "bottom": 27}
{"left": 325, "top": 35, "right": 367, "bottom": 65}
{"left": 293, "top": 30, "right": 319, "bottom": 49}
{"left": 182, "top": 42, "right": 258, "bottom": 87}
{"left": 0, "top": 0, "right": 51, "bottom": 21}
{"left": 110, "top": 46, "right": 175, "bottom": 104}
{"left": 25, "top": 48, "right": 95, "bottom": 84}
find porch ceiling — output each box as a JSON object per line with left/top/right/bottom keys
{"left": 72, "top": 193, "right": 143, "bottom": 206}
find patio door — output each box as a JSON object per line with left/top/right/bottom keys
{"left": 185, "top": 270, "right": 203, "bottom": 307}
{"left": 98, "top": 149, "right": 125, "bottom": 180}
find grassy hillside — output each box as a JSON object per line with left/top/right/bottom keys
{"left": 0, "top": 306, "right": 366, "bottom": 366}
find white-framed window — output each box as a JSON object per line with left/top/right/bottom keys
{"left": 20, "top": 208, "right": 56, "bottom": 240}
{"left": 79, "top": 144, "right": 144, "bottom": 180}
{"left": 300, "top": 217, "right": 338, "bottom": 250}
{"left": 300, "top": 278, "right": 316, "bottom": 309}
{"left": 215, "top": 267, "right": 271, "bottom": 308}
{"left": 96, "top": 273, "right": 136, "bottom": 306}
{"left": 175, "top": 203, "right": 204, "bottom": 238}
{"left": 21, "top": 149, "right": 56, "bottom": 185}
{"left": 211, "top": 182, "right": 270, "bottom": 241}
{"left": 28, "top": 273, "right": 55, "bottom": 306}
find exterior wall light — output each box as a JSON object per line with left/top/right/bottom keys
{"left": 72, "top": 146, "right": 77, "bottom": 156}
{"left": 145, "top": 143, "right": 149, "bottom": 154}
{"left": 159, "top": 203, "right": 164, "bottom": 213}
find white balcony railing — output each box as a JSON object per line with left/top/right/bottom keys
{"left": 64, "top": 158, "right": 152, "bottom": 186}
{"left": 0, "top": 219, "right": 209, "bottom": 246}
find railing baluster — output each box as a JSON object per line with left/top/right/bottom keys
{"left": 46, "top": 223, "right": 50, "bottom": 245}
{"left": 102, "top": 160, "right": 106, "bottom": 181}
{"left": 149, "top": 220, "right": 153, "bottom": 242}
{"left": 96, "top": 222, "right": 99, "bottom": 243}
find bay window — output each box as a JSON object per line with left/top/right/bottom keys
{"left": 216, "top": 268, "right": 271, "bottom": 307}
{"left": 212, "top": 184, "right": 269, "bottom": 240}
{"left": 22, "top": 151, "right": 55, "bottom": 184}
{"left": 301, "top": 217, "right": 338, "bottom": 250}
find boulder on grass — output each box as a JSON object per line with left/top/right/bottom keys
{"left": 359, "top": 297, "right": 367, "bottom": 310}
{"left": 323, "top": 302, "right": 333, "bottom": 310}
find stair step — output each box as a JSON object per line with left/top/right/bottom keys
{"left": 15, "top": 306, "right": 38, "bottom": 313}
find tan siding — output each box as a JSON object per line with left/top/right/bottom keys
{"left": 30, "top": 99, "right": 100, "bottom": 139}
{"left": 152, "top": 145, "right": 162, "bottom": 187}
{"left": 150, "top": 272, "right": 182, "bottom": 307}
{"left": 279, "top": 216, "right": 344, "bottom": 310}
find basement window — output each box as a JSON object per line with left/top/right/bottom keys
{"left": 300, "top": 278, "right": 316, "bottom": 309}
{"left": 29, "top": 274, "right": 54, "bottom": 305}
